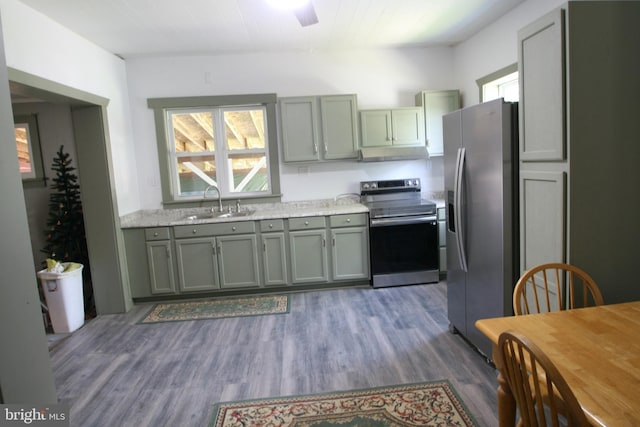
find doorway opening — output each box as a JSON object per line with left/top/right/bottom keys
{"left": 8, "top": 69, "right": 131, "bottom": 322}
{"left": 11, "top": 98, "right": 96, "bottom": 326}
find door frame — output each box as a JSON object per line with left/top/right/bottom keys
{"left": 9, "top": 68, "right": 132, "bottom": 314}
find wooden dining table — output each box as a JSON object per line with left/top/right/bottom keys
{"left": 475, "top": 301, "right": 640, "bottom": 427}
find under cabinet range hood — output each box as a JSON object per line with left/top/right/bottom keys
{"left": 358, "top": 146, "right": 429, "bottom": 162}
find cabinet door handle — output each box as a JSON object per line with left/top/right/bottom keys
{"left": 232, "top": 226, "right": 237, "bottom": 231}
{"left": 323, "top": 238, "right": 326, "bottom": 247}
{"left": 211, "top": 243, "right": 216, "bottom": 255}
{"left": 165, "top": 247, "right": 170, "bottom": 258}
{"left": 153, "top": 232, "right": 159, "bottom": 237}
{"left": 269, "top": 223, "right": 274, "bottom": 229}
{"left": 313, "top": 143, "right": 318, "bottom": 154}
{"left": 324, "top": 143, "right": 328, "bottom": 154}
{"left": 263, "top": 242, "right": 266, "bottom": 252}
{"left": 346, "top": 218, "right": 351, "bottom": 223}
{"left": 332, "top": 237, "right": 335, "bottom": 246}
{"left": 192, "top": 229, "right": 197, "bottom": 234}
{"left": 304, "top": 221, "right": 309, "bottom": 226}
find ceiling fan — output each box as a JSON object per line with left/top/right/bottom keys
{"left": 293, "top": 1, "right": 318, "bottom": 26}
{"left": 268, "top": 0, "right": 319, "bottom": 27}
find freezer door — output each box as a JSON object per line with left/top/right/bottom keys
{"left": 443, "top": 110, "right": 466, "bottom": 335}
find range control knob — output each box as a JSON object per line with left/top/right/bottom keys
{"left": 371, "top": 183, "right": 378, "bottom": 189}
{"left": 362, "top": 183, "right": 370, "bottom": 190}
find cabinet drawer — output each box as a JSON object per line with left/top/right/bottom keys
{"left": 145, "top": 227, "right": 171, "bottom": 241}
{"left": 330, "top": 213, "right": 367, "bottom": 228}
{"left": 174, "top": 221, "right": 256, "bottom": 238}
{"left": 260, "top": 219, "right": 285, "bottom": 232}
{"left": 289, "top": 216, "right": 326, "bottom": 230}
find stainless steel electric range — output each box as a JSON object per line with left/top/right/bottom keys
{"left": 360, "top": 178, "right": 439, "bottom": 288}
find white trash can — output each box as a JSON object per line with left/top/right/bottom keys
{"left": 37, "top": 263, "right": 85, "bottom": 333}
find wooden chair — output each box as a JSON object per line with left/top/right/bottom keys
{"left": 498, "top": 330, "right": 591, "bottom": 427}
{"left": 513, "top": 263, "right": 604, "bottom": 315}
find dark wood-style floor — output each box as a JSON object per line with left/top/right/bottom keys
{"left": 49, "top": 282, "right": 499, "bottom": 426}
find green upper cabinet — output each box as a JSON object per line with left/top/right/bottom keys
{"left": 360, "top": 107, "right": 425, "bottom": 147}
{"left": 415, "top": 90, "right": 461, "bottom": 157}
{"left": 280, "top": 96, "right": 319, "bottom": 162}
{"left": 319, "top": 95, "right": 359, "bottom": 160}
{"left": 280, "top": 94, "right": 359, "bottom": 162}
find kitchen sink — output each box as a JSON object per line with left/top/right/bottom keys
{"left": 213, "top": 210, "right": 255, "bottom": 218}
{"left": 182, "top": 209, "right": 255, "bottom": 221}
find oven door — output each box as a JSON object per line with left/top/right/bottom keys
{"left": 369, "top": 215, "right": 439, "bottom": 288}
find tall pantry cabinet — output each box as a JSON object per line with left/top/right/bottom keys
{"left": 518, "top": 1, "right": 640, "bottom": 304}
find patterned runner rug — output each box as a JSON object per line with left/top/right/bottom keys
{"left": 209, "top": 381, "right": 477, "bottom": 426}
{"left": 140, "top": 295, "right": 290, "bottom": 323}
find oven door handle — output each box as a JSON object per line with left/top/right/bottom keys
{"left": 370, "top": 216, "right": 437, "bottom": 227}
{"left": 454, "top": 147, "right": 468, "bottom": 272}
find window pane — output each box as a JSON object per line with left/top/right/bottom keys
{"left": 15, "top": 124, "right": 34, "bottom": 176}
{"left": 176, "top": 155, "right": 217, "bottom": 196}
{"left": 172, "top": 112, "right": 215, "bottom": 153}
{"left": 499, "top": 79, "right": 519, "bottom": 102}
{"left": 224, "top": 109, "right": 265, "bottom": 151}
{"left": 228, "top": 153, "right": 269, "bottom": 193}
{"left": 482, "top": 71, "right": 519, "bottom": 102}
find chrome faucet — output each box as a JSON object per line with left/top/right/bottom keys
{"left": 203, "top": 185, "right": 222, "bottom": 213}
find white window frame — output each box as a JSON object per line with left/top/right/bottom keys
{"left": 477, "top": 63, "right": 519, "bottom": 103}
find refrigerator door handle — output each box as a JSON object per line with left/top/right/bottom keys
{"left": 454, "top": 147, "right": 468, "bottom": 272}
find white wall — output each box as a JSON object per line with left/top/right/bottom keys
{"left": 0, "top": 0, "right": 140, "bottom": 215}
{"left": 1, "top": 0, "right": 569, "bottom": 213}
{"left": 453, "top": 0, "right": 565, "bottom": 106}
{"left": 126, "top": 47, "right": 455, "bottom": 207}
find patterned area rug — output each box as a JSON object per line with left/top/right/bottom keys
{"left": 209, "top": 381, "right": 477, "bottom": 427}
{"left": 140, "top": 295, "right": 290, "bottom": 323}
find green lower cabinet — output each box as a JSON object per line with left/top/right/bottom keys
{"left": 175, "top": 237, "right": 219, "bottom": 292}
{"left": 217, "top": 234, "right": 260, "bottom": 289}
{"left": 175, "top": 234, "right": 261, "bottom": 291}
{"left": 331, "top": 227, "right": 369, "bottom": 281}
{"left": 125, "top": 214, "right": 370, "bottom": 300}
{"left": 262, "top": 232, "right": 289, "bottom": 286}
{"left": 145, "top": 240, "right": 176, "bottom": 294}
{"left": 289, "top": 229, "right": 329, "bottom": 284}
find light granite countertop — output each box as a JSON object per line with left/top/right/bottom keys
{"left": 120, "top": 198, "right": 369, "bottom": 229}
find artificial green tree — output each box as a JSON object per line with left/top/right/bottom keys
{"left": 41, "top": 145, "right": 94, "bottom": 315}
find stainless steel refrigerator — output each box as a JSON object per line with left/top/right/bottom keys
{"left": 443, "top": 98, "right": 519, "bottom": 359}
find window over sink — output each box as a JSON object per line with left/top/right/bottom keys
{"left": 148, "top": 94, "right": 281, "bottom": 205}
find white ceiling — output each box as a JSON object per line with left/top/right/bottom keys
{"left": 18, "top": 0, "right": 525, "bottom": 59}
